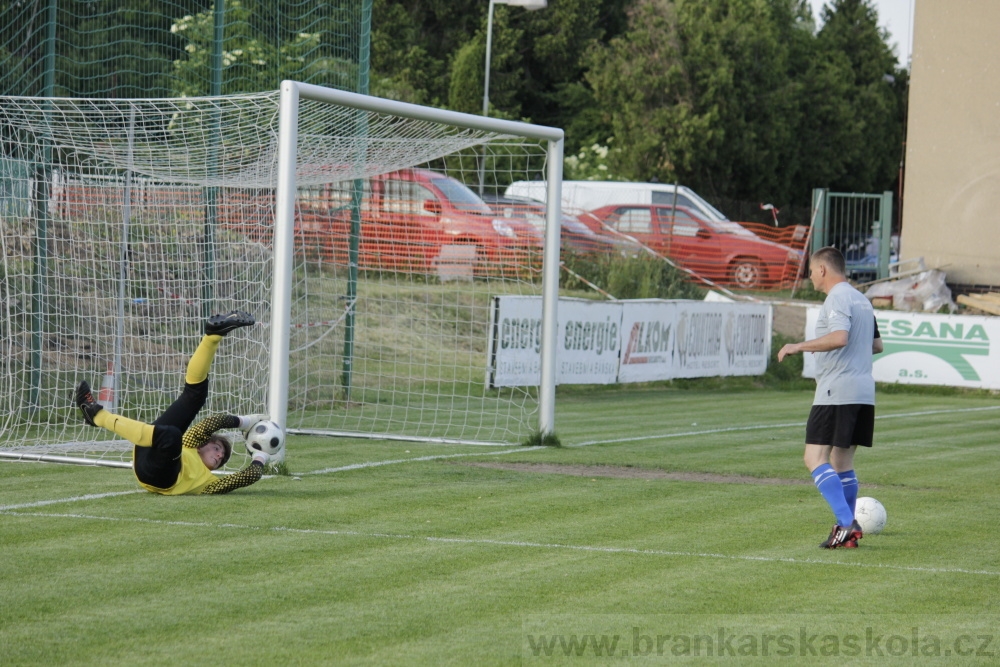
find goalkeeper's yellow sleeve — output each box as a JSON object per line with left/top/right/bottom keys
{"left": 201, "top": 462, "right": 265, "bottom": 495}
{"left": 182, "top": 414, "right": 240, "bottom": 449}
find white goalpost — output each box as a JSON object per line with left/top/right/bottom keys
{"left": 0, "top": 83, "right": 562, "bottom": 467}
{"left": 270, "top": 81, "right": 562, "bottom": 445}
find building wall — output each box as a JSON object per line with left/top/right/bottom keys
{"left": 903, "top": 0, "right": 1000, "bottom": 286}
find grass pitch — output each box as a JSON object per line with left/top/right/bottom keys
{"left": 3, "top": 387, "right": 1000, "bottom": 666}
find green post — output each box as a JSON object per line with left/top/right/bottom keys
{"left": 44, "top": 0, "right": 57, "bottom": 96}
{"left": 810, "top": 188, "right": 828, "bottom": 255}
{"left": 878, "top": 191, "right": 893, "bottom": 279}
{"left": 202, "top": 0, "right": 225, "bottom": 318}
{"left": 29, "top": 0, "right": 58, "bottom": 412}
{"left": 340, "top": 0, "right": 372, "bottom": 401}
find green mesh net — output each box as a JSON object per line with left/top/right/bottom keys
{"left": 0, "top": 0, "right": 372, "bottom": 98}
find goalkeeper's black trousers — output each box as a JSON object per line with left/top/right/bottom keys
{"left": 132, "top": 378, "right": 209, "bottom": 489}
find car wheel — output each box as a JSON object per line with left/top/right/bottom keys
{"left": 730, "top": 258, "right": 761, "bottom": 289}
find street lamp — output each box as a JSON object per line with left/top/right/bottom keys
{"left": 480, "top": 0, "right": 547, "bottom": 193}
{"left": 483, "top": 0, "right": 547, "bottom": 118}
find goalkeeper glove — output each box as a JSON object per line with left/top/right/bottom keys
{"left": 252, "top": 450, "right": 270, "bottom": 466}
{"left": 238, "top": 414, "right": 268, "bottom": 438}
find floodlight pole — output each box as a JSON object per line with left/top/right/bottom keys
{"left": 479, "top": 0, "right": 498, "bottom": 195}
{"left": 479, "top": 0, "right": 547, "bottom": 195}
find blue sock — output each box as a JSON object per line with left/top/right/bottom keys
{"left": 811, "top": 464, "right": 854, "bottom": 526}
{"left": 838, "top": 469, "right": 859, "bottom": 516}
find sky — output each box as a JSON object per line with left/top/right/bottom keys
{"left": 807, "top": 0, "right": 916, "bottom": 66}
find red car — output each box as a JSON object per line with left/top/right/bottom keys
{"left": 579, "top": 204, "right": 804, "bottom": 289}
{"left": 482, "top": 194, "right": 635, "bottom": 256}
{"left": 295, "top": 168, "right": 543, "bottom": 275}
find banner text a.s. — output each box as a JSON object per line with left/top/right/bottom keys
{"left": 803, "top": 308, "right": 998, "bottom": 389}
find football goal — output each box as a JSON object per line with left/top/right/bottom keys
{"left": 0, "top": 83, "right": 563, "bottom": 468}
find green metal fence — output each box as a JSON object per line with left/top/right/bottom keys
{"left": 1, "top": 0, "right": 372, "bottom": 99}
{"left": 811, "top": 188, "right": 893, "bottom": 281}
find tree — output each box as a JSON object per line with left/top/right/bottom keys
{"left": 169, "top": 0, "right": 366, "bottom": 97}
{"left": 370, "top": 0, "right": 483, "bottom": 106}
{"left": 809, "top": 0, "right": 903, "bottom": 194}
{"left": 1, "top": 0, "right": 198, "bottom": 97}
{"left": 370, "top": 0, "right": 630, "bottom": 152}
{"left": 586, "top": 0, "right": 804, "bottom": 201}
{"left": 585, "top": 0, "right": 905, "bottom": 207}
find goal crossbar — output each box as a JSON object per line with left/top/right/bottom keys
{"left": 270, "top": 81, "right": 564, "bottom": 438}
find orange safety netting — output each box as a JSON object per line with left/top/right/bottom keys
{"left": 574, "top": 205, "right": 810, "bottom": 292}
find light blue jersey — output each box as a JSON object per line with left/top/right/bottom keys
{"left": 813, "top": 282, "right": 876, "bottom": 406}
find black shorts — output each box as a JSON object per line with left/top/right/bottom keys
{"left": 133, "top": 379, "right": 209, "bottom": 489}
{"left": 805, "top": 404, "right": 875, "bottom": 448}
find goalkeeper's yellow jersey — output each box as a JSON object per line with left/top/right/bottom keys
{"left": 135, "top": 413, "right": 263, "bottom": 495}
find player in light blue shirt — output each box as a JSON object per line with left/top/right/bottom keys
{"left": 778, "top": 247, "right": 883, "bottom": 548}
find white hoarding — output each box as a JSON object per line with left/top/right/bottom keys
{"left": 673, "top": 302, "right": 771, "bottom": 379}
{"left": 723, "top": 303, "right": 773, "bottom": 376}
{"left": 618, "top": 300, "right": 677, "bottom": 383}
{"left": 487, "top": 296, "right": 620, "bottom": 387}
{"left": 489, "top": 296, "right": 772, "bottom": 387}
{"left": 803, "top": 308, "right": 1000, "bottom": 389}
{"left": 487, "top": 295, "right": 542, "bottom": 388}
{"left": 556, "top": 298, "right": 622, "bottom": 385}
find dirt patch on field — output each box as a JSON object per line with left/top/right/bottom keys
{"left": 459, "top": 462, "right": 809, "bottom": 485}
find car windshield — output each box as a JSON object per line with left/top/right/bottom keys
{"left": 431, "top": 176, "right": 493, "bottom": 215}
{"left": 679, "top": 189, "right": 730, "bottom": 222}
{"left": 708, "top": 220, "right": 760, "bottom": 238}
{"left": 498, "top": 201, "right": 596, "bottom": 236}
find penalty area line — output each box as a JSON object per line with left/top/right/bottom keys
{"left": 303, "top": 446, "right": 545, "bottom": 476}
{"left": 4, "top": 510, "right": 999, "bottom": 578}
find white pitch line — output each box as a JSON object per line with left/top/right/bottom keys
{"left": 304, "top": 446, "right": 545, "bottom": 475}
{"left": 0, "top": 490, "right": 143, "bottom": 511}
{"left": 0, "top": 449, "right": 542, "bottom": 510}
{"left": 568, "top": 404, "right": 1000, "bottom": 448}
{"left": 4, "top": 510, "right": 998, "bottom": 578}
{"left": 875, "top": 405, "right": 1000, "bottom": 419}
{"left": 570, "top": 422, "right": 804, "bottom": 447}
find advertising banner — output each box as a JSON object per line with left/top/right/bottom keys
{"left": 803, "top": 308, "right": 1000, "bottom": 389}
{"left": 488, "top": 295, "right": 543, "bottom": 388}
{"left": 722, "top": 303, "right": 773, "bottom": 376}
{"left": 487, "top": 296, "right": 621, "bottom": 387}
{"left": 556, "top": 298, "right": 622, "bottom": 385}
{"left": 618, "top": 300, "right": 677, "bottom": 383}
{"left": 490, "top": 297, "right": 772, "bottom": 387}
{"left": 673, "top": 302, "right": 771, "bottom": 378}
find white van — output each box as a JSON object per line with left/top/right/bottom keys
{"left": 504, "top": 180, "right": 730, "bottom": 222}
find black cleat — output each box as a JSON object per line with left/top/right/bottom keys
{"left": 820, "top": 520, "right": 863, "bottom": 549}
{"left": 75, "top": 380, "right": 103, "bottom": 427}
{"left": 204, "top": 310, "right": 255, "bottom": 336}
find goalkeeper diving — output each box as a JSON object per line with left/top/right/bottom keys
{"left": 75, "top": 310, "right": 278, "bottom": 495}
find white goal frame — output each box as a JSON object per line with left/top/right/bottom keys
{"left": 269, "top": 81, "right": 563, "bottom": 439}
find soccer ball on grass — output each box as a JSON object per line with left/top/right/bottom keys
{"left": 854, "top": 497, "right": 887, "bottom": 534}
{"left": 244, "top": 419, "right": 285, "bottom": 457}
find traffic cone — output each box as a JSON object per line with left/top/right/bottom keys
{"left": 98, "top": 362, "right": 116, "bottom": 411}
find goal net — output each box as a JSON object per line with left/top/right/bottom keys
{"left": 0, "top": 87, "right": 562, "bottom": 467}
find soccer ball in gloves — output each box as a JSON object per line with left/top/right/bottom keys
{"left": 244, "top": 419, "right": 285, "bottom": 456}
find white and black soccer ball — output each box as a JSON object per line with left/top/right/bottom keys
{"left": 244, "top": 419, "right": 284, "bottom": 456}
{"left": 854, "top": 496, "right": 887, "bottom": 534}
